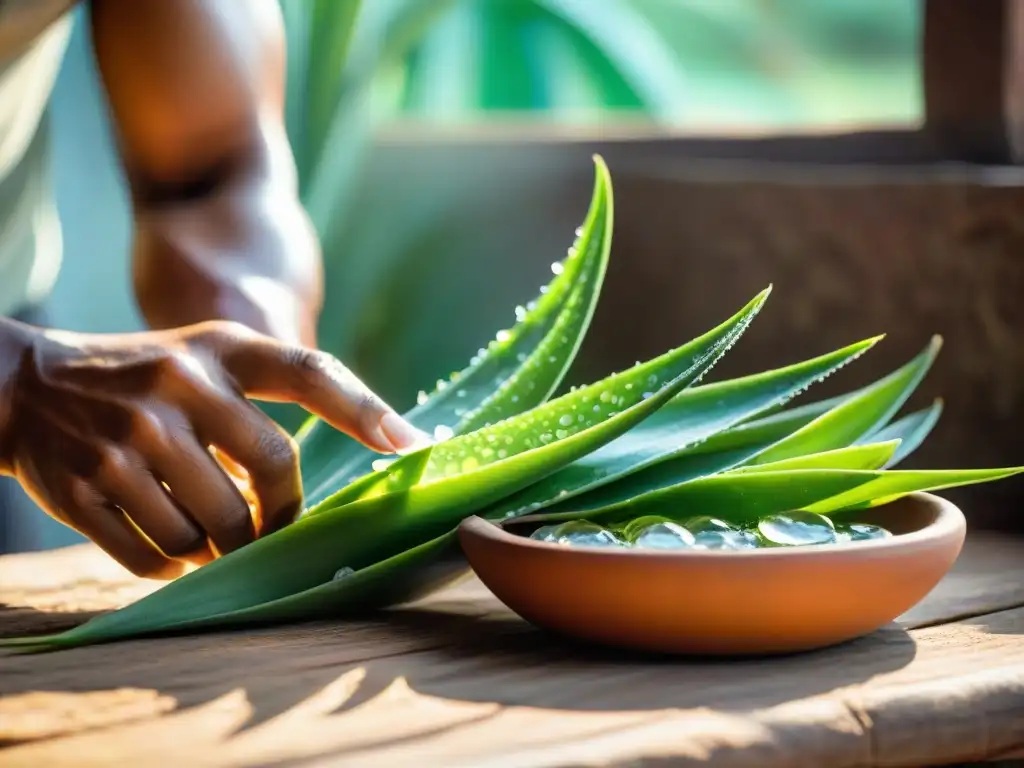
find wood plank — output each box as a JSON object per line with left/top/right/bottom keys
{"left": 923, "top": 0, "right": 1024, "bottom": 163}
{"left": 1, "top": 537, "right": 1023, "bottom": 766}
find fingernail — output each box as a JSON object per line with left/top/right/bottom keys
{"left": 380, "top": 412, "right": 434, "bottom": 454}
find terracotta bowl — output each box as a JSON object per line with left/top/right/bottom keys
{"left": 458, "top": 492, "right": 966, "bottom": 655}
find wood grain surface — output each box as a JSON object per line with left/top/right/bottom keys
{"left": 1, "top": 534, "right": 1023, "bottom": 767}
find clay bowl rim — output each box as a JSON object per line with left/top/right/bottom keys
{"left": 458, "top": 492, "right": 965, "bottom": 562}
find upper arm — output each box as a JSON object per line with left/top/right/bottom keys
{"left": 89, "top": 0, "right": 291, "bottom": 200}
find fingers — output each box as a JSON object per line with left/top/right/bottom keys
{"left": 142, "top": 430, "right": 255, "bottom": 556}
{"left": 189, "top": 398, "right": 303, "bottom": 536}
{"left": 194, "top": 324, "right": 431, "bottom": 455}
{"left": 54, "top": 476, "right": 184, "bottom": 580}
{"left": 98, "top": 462, "right": 207, "bottom": 559}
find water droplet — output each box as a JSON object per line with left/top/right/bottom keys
{"left": 482, "top": 447, "right": 494, "bottom": 458}
{"left": 551, "top": 261, "right": 565, "bottom": 275}
{"left": 444, "top": 462, "right": 459, "bottom": 476}
{"left": 371, "top": 458, "right": 397, "bottom": 473}
{"left": 436, "top": 379, "right": 448, "bottom": 391}
{"left": 548, "top": 355, "right": 557, "bottom": 363}
{"left": 647, "top": 374, "right": 658, "bottom": 387}
{"left": 505, "top": 436, "right": 514, "bottom": 445}
{"left": 593, "top": 405, "right": 601, "bottom": 413}
{"left": 642, "top": 391, "right": 655, "bottom": 400}
{"left": 577, "top": 414, "right": 585, "bottom": 423}
{"left": 840, "top": 523, "right": 892, "bottom": 542}
{"left": 574, "top": 226, "right": 583, "bottom": 237}
{"left": 496, "top": 330, "right": 511, "bottom": 343}
{"left": 599, "top": 391, "right": 613, "bottom": 403}
{"left": 550, "top": 521, "right": 624, "bottom": 548}
{"left": 497, "top": 449, "right": 508, "bottom": 459}
{"left": 333, "top": 566, "right": 355, "bottom": 581}
{"left": 625, "top": 383, "right": 634, "bottom": 390}
{"left": 516, "top": 353, "right": 527, "bottom": 362}
{"left": 515, "top": 305, "right": 527, "bottom": 321}
{"left": 526, "top": 300, "right": 537, "bottom": 311}
{"left": 456, "top": 389, "right": 466, "bottom": 398}
{"left": 416, "top": 390, "right": 429, "bottom": 405}
{"left": 461, "top": 456, "right": 480, "bottom": 472}
{"left": 555, "top": 429, "right": 568, "bottom": 439}
{"left": 530, "top": 524, "right": 562, "bottom": 542}
{"left": 682, "top": 517, "right": 760, "bottom": 550}
{"left": 511, "top": 395, "right": 519, "bottom": 403}
{"left": 433, "top": 425, "right": 455, "bottom": 441}
{"left": 539, "top": 433, "right": 553, "bottom": 444}
{"left": 632, "top": 522, "right": 696, "bottom": 550}
{"left": 540, "top": 285, "right": 549, "bottom": 294}
{"left": 558, "top": 414, "right": 574, "bottom": 427}
{"left": 758, "top": 511, "right": 836, "bottom": 546}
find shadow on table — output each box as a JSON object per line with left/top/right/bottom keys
{"left": 337, "top": 606, "right": 919, "bottom": 715}
{"left": 0, "top": 597, "right": 918, "bottom": 760}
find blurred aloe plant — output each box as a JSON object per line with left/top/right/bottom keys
{"left": 275, "top": 0, "right": 920, "bottom": 431}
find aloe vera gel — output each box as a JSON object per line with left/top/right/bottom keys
{"left": 529, "top": 511, "right": 891, "bottom": 550}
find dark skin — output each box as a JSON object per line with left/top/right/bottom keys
{"left": 0, "top": 0, "right": 430, "bottom": 579}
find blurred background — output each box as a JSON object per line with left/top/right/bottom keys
{"left": 41, "top": 0, "right": 1018, "bottom": 552}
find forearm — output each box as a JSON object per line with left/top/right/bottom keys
{"left": 0, "top": 317, "right": 33, "bottom": 469}
{"left": 90, "top": 0, "right": 321, "bottom": 346}
{"left": 132, "top": 129, "right": 323, "bottom": 348}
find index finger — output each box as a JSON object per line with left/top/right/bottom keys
{"left": 201, "top": 327, "right": 432, "bottom": 455}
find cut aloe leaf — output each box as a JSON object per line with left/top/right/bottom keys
{"left": 856, "top": 399, "right": 943, "bottom": 468}
{"left": 748, "top": 337, "right": 941, "bottom": 466}
{"left": 300, "top": 155, "right": 613, "bottom": 503}
{"left": 481, "top": 336, "right": 880, "bottom": 519}
{"left": 806, "top": 466, "right": 1024, "bottom": 514}
{"left": 530, "top": 469, "right": 880, "bottom": 528}
{"left": 9, "top": 289, "right": 768, "bottom": 649}
{"left": 727, "top": 441, "right": 900, "bottom": 474}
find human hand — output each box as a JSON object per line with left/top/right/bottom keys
{"left": 0, "top": 319, "right": 430, "bottom": 579}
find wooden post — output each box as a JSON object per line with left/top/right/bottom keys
{"left": 923, "top": 0, "right": 1024, "bottom": 163}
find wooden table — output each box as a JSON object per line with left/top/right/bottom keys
{"left": 1, "top": 535, "right": 1023, "bottom": 767}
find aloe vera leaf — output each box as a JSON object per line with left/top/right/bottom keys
{"left": 308, "top": 287, "right": 768, "bottom": 514}
{"left": 299, "top": 156, "right": 613, "bottom": 501}
{"left": 546, "top": 396, "right": 856, "bottom": 516}
{"left": 176, "top": 531, "right": 466, "bottom": 635}
{"left": 727, "top": 441, "right": 900, "bottom": 474}
{"left": 748, "top": 337, "right": 941, "bottom": 466}
{"left": 856, "top": 399, "right": 943, "bottom": 468}
{"left": 532, "top": 469, "right": 880, "bottom": 528}
{"left": 805, "top": 466, "right": 1024, "bottom": 514}
{"left": 682, "top": 390, "right": 848, "bottom": 457}
{"left": 7, "top": 290, "right": 768, "bottom": 650}
{"left": 481, "top": 336, "right": 880, "bottom": 519}
{"left": 539, "top": 344, "right": 941, "bottom": 517}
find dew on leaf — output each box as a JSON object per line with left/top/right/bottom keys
{"left": 515, "top": 305, "right": 527, "bottom": 321}
{"left": 416, "top": 390, "right": 428, "bottom": 406}
{"left": 371, "top": 458, "right": 397, "bottom": 473}
{"left": 555, "top": 429, "right": 569, "bottom": 439}
{"left": 332, "top": 566, "right": 355, "bottom": 581}
{"left": 551, "top": 261, "right": 565, "bottom": 275}
{"left": 558, "top": 414, "right": 574, "bottom": 427}
{"left": 496, "top": 330, "right": 511, "bottom": 343}
{"left": 433, "top": 424, "right": 455, "bottom": 442}
{"left": 461, "top": 456, "right": 480, "bottom": 472}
